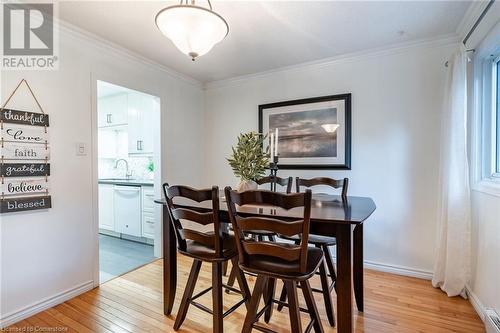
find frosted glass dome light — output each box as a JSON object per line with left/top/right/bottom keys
{"left": 155, "top": 0, "right": 229, "bottom": 61}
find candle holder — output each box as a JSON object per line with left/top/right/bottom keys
{"left": 269, "top": 155, "right": 279, "bottom": 192}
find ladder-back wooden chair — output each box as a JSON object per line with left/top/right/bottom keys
{"left": 277, "top": 177, "right": 348, "bottom": 326}
{"left": 225, "top": 187, "right": 325, "bottom": 333}
{"left": 163, "top": 184, "right": 250, "bottom": 333}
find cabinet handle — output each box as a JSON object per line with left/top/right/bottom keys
{"left": 137, "top": 140, "right": 143, "bottom": 151}
{"left": 106, "top": 114, "right": 112, "bottom": 124}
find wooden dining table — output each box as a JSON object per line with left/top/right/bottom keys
{"left": 155, "top": 192, "right": 376, "bottom": 333}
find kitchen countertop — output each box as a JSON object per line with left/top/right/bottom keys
{"left": 98, "top": 178, "right": 154, "bottom": 186}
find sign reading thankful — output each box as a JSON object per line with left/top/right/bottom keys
{"left": 1, "top": 80, "right": 52, "bottom": 214}
{"left": 0, "top": 109, "right": 49, "bottom": 127}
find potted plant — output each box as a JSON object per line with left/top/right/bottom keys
{"left": 227, "top": 132, "right": 270, "bottom": 192}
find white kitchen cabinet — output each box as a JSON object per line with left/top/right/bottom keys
{"left": 114, "top": 185, "right": 142, "bottom": 237}
{"left": 98, "top": 93, "right": 128, "bottom": 128}
{"left": 98, "top": 184, "right": 115, "bottom": 231}
{"left": 141, "top": 186, "right": 156, "bottom": 239}
{"left": 128, "top": 93, "right": 154, "bottom": 155}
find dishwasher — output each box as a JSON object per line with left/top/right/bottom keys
{"left": 114, "top": 185, "right": 142, "bottom": 238}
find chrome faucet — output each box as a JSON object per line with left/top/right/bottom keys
{"left": 114, "top": 159, "right": 132, "bottom": 179}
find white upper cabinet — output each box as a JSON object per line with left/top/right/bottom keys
{"left": 98, "top": 93, "right": 128, "bottom": 128}
{"left": 127, "top": 93, "right": 154, "bottom": 155}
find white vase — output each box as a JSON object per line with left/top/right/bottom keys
{"left": 236, "top": 179, "right": 258, "bottom": 192}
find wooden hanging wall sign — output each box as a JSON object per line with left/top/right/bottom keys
{"left": 1, "top": 163, "right": 50, "bottom": 177}
{"left": 1, "top": 79, "right": 51, "bottom": 213}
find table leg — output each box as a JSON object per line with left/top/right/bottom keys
{"left": 353, "top": 224, "right": 364, "bottom": 312}
{"left": 336, "top": 224, "right": 353, "bottom": 333}
{"left": 163, "top": 205, "right": 177, "bottom": 315}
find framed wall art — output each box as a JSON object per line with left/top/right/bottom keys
{"left": 259, "top": 93, "right": 351, "bottom": 169}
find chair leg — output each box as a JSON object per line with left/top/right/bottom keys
{"left": 276, "top": 284, "right": 287, "bottom": 312}
{"left": 212, "top": 262, "right": 224, "bottom": 333}
{"left": 174, "top": 259, "right": 202, "bottom": 331}
{"left": 301, "top": 280, "right": 325, "bottom": 333}
{"left": 318, "top": 260, "right": 335, "bottom": 327}
{"left": 242, "top": 275, "right": 268, "bottom": 333}
{"left": 284, "top": 280, "right": 302, "bottom": 333}
{"left": 264, "top": 278, "right": 276, "bottom": 323}
{"left": 322, "top": 244, "right": 337, "bottom": 291}
{"left": 231, "top": 257, "right": 251, "bottom": 308}
{"left": 223, "top": 260, "right": 228, "bottom": 276}
{"left": 225, "top": 262, "right": 238, "bottom": 292}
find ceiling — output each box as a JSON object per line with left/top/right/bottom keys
{"left": 60, "top": 1, "right": 471, "bottom": 84}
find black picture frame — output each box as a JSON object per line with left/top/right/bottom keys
{"left": 259, "top": 93, "right": 351, "bottom": 170}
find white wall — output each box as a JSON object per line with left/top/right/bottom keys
{"left": 204, "top": 39, "right": 457, "bottom": 275}
{"left": 470, "top": 191, "right": 500, "bottom": 315}
{"left": 0, "top": 25, "right": 205, "bottom": 325}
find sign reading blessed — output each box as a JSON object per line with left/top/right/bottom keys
{"left": 1, "top": 195, "right": 52, "bottom": 213}
{"left": 1, "top": 80, "right": 52, "bottom": 214}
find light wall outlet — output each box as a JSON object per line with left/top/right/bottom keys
{"left": 76, "top": 142, "right": 87, "bottom": 156}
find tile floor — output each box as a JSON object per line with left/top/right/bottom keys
{"left": 99, "top": 234, "right": 156, "bottom": 283}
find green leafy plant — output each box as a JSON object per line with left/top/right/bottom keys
{"left": 227, "top": 132, "right": 270, "bottom": 181}
{"left": 147, "top": 160, "right": 154, "bottom": 172}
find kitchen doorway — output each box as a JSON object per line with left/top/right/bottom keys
{"left": 96, "top": 80, "right": 161, "bottom": 283}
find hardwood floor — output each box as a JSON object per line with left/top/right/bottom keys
{"left": 7, "top": 255, "right": 485, "bottom": 332}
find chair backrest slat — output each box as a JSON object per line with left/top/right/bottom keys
{"left": 237, "top": 216, "right": 303, "bottom": 237}
{"left": 242, "top": 241, "right": 301, "bottom": 262}
{"left": 296, "top": 177, "right": 349, "bottom": 198}
{"left": 225, "top": 188, "right": 312, "bottom": 273}
{"left": 256, "top": 176, "right": 293, "bottom": 193}
{"left": 172, "top": 208, "right": 213, "bottom": 225}
{"left": 163, "top": 183, "right": 222, "bottom": 255}
{"left": 180, "top": 229, "right": 215, "bottom": 247}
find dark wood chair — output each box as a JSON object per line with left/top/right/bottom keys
{"left": 225, "top": 176, "right": 293, "bottom": 289}
{"left": 277, "top": 177, "right": 348, "bottom": 327}
{"left": 225, "top": 188, "right": 326, "bottom": 333}
{"left": 163, "top": 184, "right": 250, "bottom": 333}
{"left": 256, "top": 176, "right": 293, "bottom": 194}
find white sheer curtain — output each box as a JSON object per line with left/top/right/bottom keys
{"left": 432, "top": 48, "right": 471, "bottom": 298}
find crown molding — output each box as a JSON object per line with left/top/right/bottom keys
{"left": 55, "top": 17, "right": 203, "bottom": 89}
{"left": 204, "top": 34, "right": 459, "bottom": 90}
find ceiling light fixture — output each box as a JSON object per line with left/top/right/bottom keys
{"left": 155, "top": 0, "right": 229, "bottom": 61}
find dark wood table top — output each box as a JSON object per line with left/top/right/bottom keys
{"left": 155, "top": 193, "right": 376, "bottom": 225}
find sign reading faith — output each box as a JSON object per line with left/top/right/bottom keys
{"left": 1, "top": 143, "right": 50, "bottom": 160}
{"left": 0, "top": 109, "right": 49, "bottom": 127}
{"left": 0, "top": 163, "right": 50, "bottom": 177}
{"left": 0, "top": 195, "right": 52, "bottom": 213}
{"left": 1, "top": 178, "right": 49, "bottom": 197}
{"left": 1, "top": 124, "right": 48, "bottom": 144}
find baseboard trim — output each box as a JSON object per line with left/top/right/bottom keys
{"left": 466, "top": 284, "right": 486, "bottom": 321}
{"left": 0, "top": 280, "right": 94, "bottom": 328}
{"left": 363, "top": 260, "right": 434, "bottom": 280}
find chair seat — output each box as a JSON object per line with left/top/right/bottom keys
{"left": 281, "top": 234, "right": 337, "bottom": 246}
{"left": 179, "top": 233, "right": 238, "bottom": 262}
{"left": 239, "top": 247, "right": 324, "bottom": 280}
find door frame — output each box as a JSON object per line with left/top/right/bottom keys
{"left": 90, "top": 72, "right": 164, "bottom": 287}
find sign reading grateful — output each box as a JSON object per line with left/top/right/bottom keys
{"left": 1, "top": 105, "right": 51, "bottom": 213}
{"left": 0, "top": 163, "right": 50, "bottom": 177}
